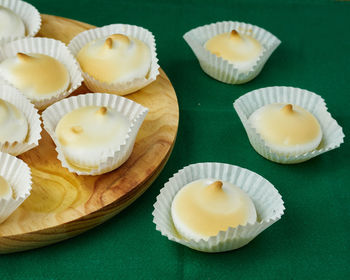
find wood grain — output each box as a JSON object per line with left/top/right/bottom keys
{"left": 0, "top": 14, "right": 179, "bottom": 254}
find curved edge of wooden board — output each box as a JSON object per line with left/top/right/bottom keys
{"left": 0, "top": 140, "right": 175, "bottom": 254}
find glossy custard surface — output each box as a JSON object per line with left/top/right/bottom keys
{"left": 77, "top": 34, "right": 151, "bottom": 83}
{"left": 55, "top": 106, "right": 130, "bottom": 169}
{"left": 171, "top": 179, "right": 256, "bottom": 240}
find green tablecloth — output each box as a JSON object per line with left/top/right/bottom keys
{"left": 1, "top": 0, "right": 349, "bottom": 279}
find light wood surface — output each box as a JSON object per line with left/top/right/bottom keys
{"left": 0, "top": 14, "right": 179, "bottom": 254}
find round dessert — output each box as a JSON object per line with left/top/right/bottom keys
{"left": 0, "top": 98, "right": 28, "bottom": 143}
{"left": 0, "top": 6, "right": 25, "bottom": 38}
{"left": 0, "top": 152, "right": 32, "bottom": 225}
{"left": 0, "top": 175, "right": 13, "bottom": 200}
{"left": 55, "top": 105, "right": 130, "bottom": 171}
{"left": 0, "top": 53, "right": 70, "bottom": 101}
{"left": 171, "top": 179, "right": 257, "bottom": 241}
{"left": 249, "top": 103, "right": 322, "bottom": 155}
{"left": 205, "top": 30, "right": 263, "bottom": 73}
{"left": 76, "top": 33, "right": 152, "bottom": 84}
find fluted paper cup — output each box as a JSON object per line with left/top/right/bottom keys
{"left": 68, "top": 24, "right": 159, "bottom": 95}
{"left": 153, "top": 162, "right": 285, "bottom": 253}
{"left": 0, "top": 152, "right": 32, "bottom": 224}
{"left": 0, "top": 0, "right": 41, "bottom": 45}
{"left": 0, "top": 37, "right": 83, "bottom": 109}
{"left": 234, "top": 86, "right": 345, "bottom": 164}
{"left": 0, "top": 84, "right": 41, "bottom": 155}
{"left": 42, "top": 93, "right": 148, "bottom": 175}
{"left": 183, "top": 21, "right": 281, "bottom": 84}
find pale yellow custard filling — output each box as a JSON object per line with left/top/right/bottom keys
{"left": 55, "top": 106, "right": 130, "bottom": 170}
{"left": 77, "top": 34, "right": 151, "bottom": 84}
{"left": 0, "top": 6, "right": 25, "bottom": 38}
{"left": 0, "top": 53, "right": 70, "bottom": 99}
{"left": 249, "top": 103, "right": 322, "bottom": 154}
{"left": 171, "top": 179, "right": 256, "bottom": 240}
{"left": 0, "top": 175, "right": 13, "bottom": 200}
{"left": 205, "top": 30, "right": 263, "bottom": 73}
{"left": 0, "top": 99, "right": 28, "bottom": 143}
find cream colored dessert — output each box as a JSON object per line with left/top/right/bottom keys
{"left": 0, "top": 6, "right": 25, "bottom": 38}
{"left": 77, "top": 34, "right": 151, "bottom": 84}
{"left": 55, "top": 106, "right": 130, "bottom": 171}
{"left": 0, "top": 98, "right": 28, "bottom": 143}
{"left": 0, "top": 175, "right": 13, "bottom": 200}
{"left": 249, "top": 103, "right": 322, "bottom": 155}
{"left": 0, "top": 53, "right": 70, "bottom": 100}
{"left": 205, "top": 30, "right": 263, "bottom": 73}
{"left": 171, "top": 179, "right": 257, "bottom": 241}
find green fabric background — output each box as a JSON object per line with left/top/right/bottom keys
{"left": 0, "top": 0, "right": 349, "bottom": 279}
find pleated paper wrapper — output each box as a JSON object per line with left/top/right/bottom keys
{"left": 152, "top": 162, "right": 285, "bottom": 253}
{"left": 0, "top": 0, "right": 41, "bottom": 45}
{"left": 0, "top": 152, "right": 32, "bottom": 224}
{"left": 234, "top": 86, "right": 345, "bottom": 164}
{"left": 0, "top": 37, "right": 83, "bottom": 110}
{"left": 0, "top": 84, "right": 42, "bottom": 155}
{"left": 68, "top": 24, "right": 159, "bottom": 95}
{"left": 183, "top": 21, "right": 281, "bottom": 84}
{"left": 42, "top": 93, "right": 148, "bottom": 175}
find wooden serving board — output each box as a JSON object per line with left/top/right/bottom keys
{"left": 0, "top": 15, "right": 179, "bottom": 254}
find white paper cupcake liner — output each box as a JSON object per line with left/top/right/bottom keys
{"left": 0, "top": 37, "right": 83, "bottom": 110}
{"left": 183, "top": 21, "right": 281, "bottom": 84}
{"left": 0, "top": 84, "right": 41, "bottom": 156}
{"left": 0, "top": 151, "right": 32, "bottom": 224}
{"left": 234, "top": 86, "right": 345, "bottom": 164}
{"left": 68, "top": 23, "right": 159, "bottom": 95}
{"left": 0, "top": 0, "right": 41, "bottom": 45}
{"left": 153, "top": 162, "right": 285, "bottom": 253}
{"left": 42, "top": 92, "right": 148, "bottom": 175}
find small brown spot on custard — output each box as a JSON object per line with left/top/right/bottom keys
{"left": 71, "top": 126, "right": 83, "bottom": 134}
{"left": 104, "top": 37, "right": 113, "bottom": 49}
{"left": 96, "top": 106, "right": 107, "bottom": 115}
{"left": 230, "top": 30, "right": 240, "bottom": 37}
{"left": 281, "top": 104, "right": 293, "bottom": 114}
{"left": 108, "top": 34, "right": 130, "bottom": 44}
{"left": 17, "top": 53, "right": 32, "bottom": 61}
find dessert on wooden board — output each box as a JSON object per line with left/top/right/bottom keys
{"left": 0, "top": 37, "right": 83, "bottom": 109}
{"left": 0, "top": 98, "right": 28, "bottom": 144}
{"left": 0, "top": 0, "right": 41, "bottom": 45}
{"left": 77, "top": 34, "right": 152, "bottom": 85}
{"left": 55, "top": 106, "right": 130, "bottom": 170}
{"left": 0, "top": 53, "right": 70, "bottom": 104}
{"left": 0, "top": 84, "right": 41, "bottom": 156}
{"left": 0, "top": 6, "right": 25, "bottom": 38}
{"left": 68, "top": 24, "right": 159, "bottom": 95}
{"left": 42, "top": 93, "right": 148, "bottom": 175}
{"left": 0, "top": 152, "right": 32, "bottom": 224}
